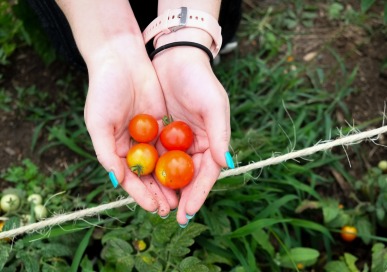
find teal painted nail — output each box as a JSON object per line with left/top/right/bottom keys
{"left": 186, "top": 213, "right": 195, "bottom": 220}
{"left": 109, "top": 171, "right": 119, "bottom": 188}
{"left": 179, "top": 222, "right": 189, "bottom": 228}
{"left": 170, "top": 208, "right": 177, "bottom": 212}
{"left": 225, "top": 151, "right": 235, "bottom": 169}
{"left": 160, "top": 214, "right": 169, "bottom": 219}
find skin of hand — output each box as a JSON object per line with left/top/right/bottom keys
{"left": 56, "top": 0, "right": 178, "bottom": 216}
{"left": 152, "top": 46, "right": 231, "bottom": 225}
{"left": 150, "top": 0, "right": 230, "bottom": 226}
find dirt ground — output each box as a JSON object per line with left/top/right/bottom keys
{"left": 0, "top": 1, "right": 386, "bottom": 180}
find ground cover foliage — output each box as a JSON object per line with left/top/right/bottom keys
{"left": 0, "top": 0, "right": 386, "bottom": 271}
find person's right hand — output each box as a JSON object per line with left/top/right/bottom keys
{"left": 83, "top": 36, "right": 178, "bottom": 217}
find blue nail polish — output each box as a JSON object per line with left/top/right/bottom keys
{"left": 225, "top": 152, "right": 235, "bottom": 169}
{"left": 179, "top": 222, "right": 189, "bottom": 228}
{"left": 186, "top": 213, "right": 195, "bottom": 220}
{"left": 160, "top": 214, "right": 169, "bottom": 219}
{"left": 109, "top": 171, "right": 119, "bottom": 188}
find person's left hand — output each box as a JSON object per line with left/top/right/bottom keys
{"left": 152, "top": 46, "right": 233, "bottom": 226}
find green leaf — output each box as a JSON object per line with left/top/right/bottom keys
{"left": 70, "top": 227, "right": 94, "bottom": 272}
{"left": 228, "top": 218, "right": 292, "bottom": 238}
{"left": 101, "top": 238, "right": 134, "bottom": 270}
{"left": 251, "top": 229, "right": 275, "bottom": 257}
{"left": 48, "top": 126, "right": 95, "bottom": 160}
{"left": 256, "top": 194, "right": 298, "bottom": 219}
{"left": 356, "top": 217, "right": 372, "bottom": 244}
{"left": 324, "top": 261, "right": 351, "bottom": 272}
{"left": 361, "top": 0, "right": 376, "bottom": 13}
{"left": 152, "top": 218, "right": 178, "bottom": 245}
{"left": 376, "top": 207, "right": 385, "bottom": 222}
{"left": 200, "top": 206, "right": 231, "bottom": 236}
{"left": 323, "top": 206, "right": 340, "bottom": 224}
{"left": 0, "top": 243, "right": 10, "bottom": 270}
{"left": 179, "top": 257, "right": 209, "bottom": 272}
{"left": 167, "top": 223, "right": 207, "bottom": 257}
{"left": 101, "top": 226, "right": 134, "bottom": 244}
{"left": 134, "top": 254, "right": 163, "bottom": 272}
{"left": 3, "top": 216, "right": 20, "bottom": 232}
{"left": 80, "top": 255, "right": 94, "bottom": 272}
{"left": 371, "top": 243, "right": 387, "bottom": 272}
{"left": 19, "top": 252, "right": 40, "bottom": 272}
{"left": 39, "top": 243, "right": 73, "bottom": 258}
{"left": 343, "top": 253, "right": 359, "bottom": 272}
{"left": 279, "top": 247, "right": 319, "bottom": 268}
{"left": 290, "top": 219, "right": 333, "bottom": 240}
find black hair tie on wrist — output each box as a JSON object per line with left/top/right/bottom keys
{"left": 149, "top": 41, "right": 214, "bottom": 63}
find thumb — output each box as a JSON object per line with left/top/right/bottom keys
{"left": 204, "top": 100, "right": 234, "bottom": 169}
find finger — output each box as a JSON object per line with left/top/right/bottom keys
{"left": 203, "top": 93, "right": 233, "bottom": 168}
{"left": 142, "top": 175, "right": 170, "bottom": 217}
{"left": 120, "top": 163, "right": 158, "bottom": 212}
{"left": 158, "top": 185, "right": 179, "bottom": 210}
{"left": 87, "top": 122, "right": 127, "bottom": 187}
{"left": 184, "top": 150, "right": 221, "bottom": 216}
{"left": 176, "top": 188, "right": 190, "bottom": 226}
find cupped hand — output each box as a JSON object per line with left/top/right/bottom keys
{"left": 152, "top": 47, "right": 232, "bottom": 225}
{"left": 83, "top": 37, "right": 178, "bottom": 216}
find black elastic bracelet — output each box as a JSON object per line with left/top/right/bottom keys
{"left": 149, "top": 41, "right": 214, "bottom": 63}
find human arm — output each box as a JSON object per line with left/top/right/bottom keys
{"left": 152, "top": 0, "right": 233, "bottom": 225}
{"left": 55, "top": 0, "right": 178, "bottom": 216}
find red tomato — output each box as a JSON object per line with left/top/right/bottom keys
{"left": 129, "top": 114, "right": 159, "bottom": 143}
{"left": 340, "top": 225, "right": 357, "bottom": 242}
{"left": 160, "top": 121, "right": 193, "bottom": 151}
{"left": 126, "top": 143, "right": 159, "bottom": 176}
{"left": 155, "top": 150, "right": 194, "bottom": 189}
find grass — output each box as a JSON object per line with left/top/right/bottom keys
{"left": 1, "top": 0, "right": 387, "bottom": 271}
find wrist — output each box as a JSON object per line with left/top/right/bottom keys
{"left": 143, "top": 6, "right": 222, "bottom": 57}
{"left": 84, "top": 34, "right": 145, "bottom": 71}
{"left": 155, "top": 28, "right": 212, "bottom": 49}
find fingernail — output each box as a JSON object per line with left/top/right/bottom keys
{"left": 170, "top": 208, "right": 177, "bottom": 212}
{"left": 179, "top": 222, "right": 189, "bottom": 228}
{"left": 151, "top": 209, "right": 158, "bottom": 214}
{"left": 186, "top": 213, "right": 195, "bottom": 220}
{"left": 109, "top": 171, "right": 119, "bottom": 188}
{"left": 225, "top": 151, "right": 235, "bottom": 169}
{"left": 160, "top": 214, "right": 169, "bottom": 219}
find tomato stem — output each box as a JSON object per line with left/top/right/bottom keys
{"left": 130, "top": 165, "right": 144, "bottom": 177}
{"left": 162, "top": 115, "right": 174, "bottom": 126}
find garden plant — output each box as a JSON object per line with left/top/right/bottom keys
{"left": 0, "top": 0, "right": 387, "bottom": 271}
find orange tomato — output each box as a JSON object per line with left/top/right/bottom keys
{"left": 160, "top": 121, "right": 193, "bottom": 151}
{"left": 340, "top": 225, "right": 357, "bottom": 242}
{"left": 126, "top": 143, "right": 159, "bottom": 176}
{"left": 129, "top": 114, "right": 159, "bottom": 143}
{"left": 155, "top": 150, "right": 194, "bottom": 189}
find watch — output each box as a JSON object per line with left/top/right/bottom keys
{"left": 142, "top": 7, "right": 223, "bottom": 57}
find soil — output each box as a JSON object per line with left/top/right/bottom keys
{"left": 0, "top": 1, "right": 386, "bottom": 269}
{"left": 1, "top": 1, "right": 385, "bottom": 178}
{"left": 0, "top": 46, "right": 86, "bottom": 176}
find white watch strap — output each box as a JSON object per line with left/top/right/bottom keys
{"left": 143, "top": 7, "right": 222, "bottom": 57}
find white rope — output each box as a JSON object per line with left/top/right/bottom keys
{"left": 1, "top": 125, "right": 386, "bottom": 239}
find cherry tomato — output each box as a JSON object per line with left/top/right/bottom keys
{"left": 129, "top": 114, "right": 159, "bottom": 143}
{"left": 1, "top": 194, "right": 20, "bottom": 212}
{"left": 155, "top": 150, "right": 194, "bottom": 189}
{"left": 340, "top": 225, "right": 357, "bottom": 242}
{"left": 160, "top": 121, "right": 193, "bottom": 151}
{"left": 126, "top": 143, "right": 159, "bottom": 176}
